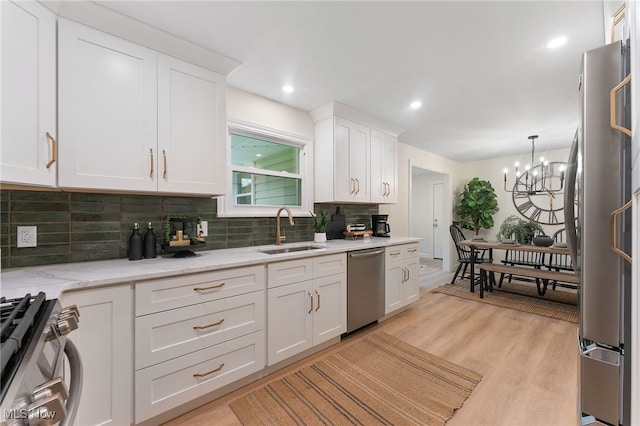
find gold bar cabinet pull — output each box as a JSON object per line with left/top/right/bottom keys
{"left": 193, "top": 363, "right": 224, "bottom": 378}
{"left": 315, "top": 289, "right": 320, "bottom": 311}
{"left": 45, "top": 132, "right": 57, "bottom": 169}
{"left": 149, "top": 149, "right": 154, "bottom": 178}
{"left": 193, "top": 283, "right": 225, "bottom": 292}
{"left": 193, "top": 318, "right": 225, "bottom": 331}
{"left": 162, "top": 149, "right": 168, "bottom": 179}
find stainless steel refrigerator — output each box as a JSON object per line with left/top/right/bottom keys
{"left": 565, "top": 40, "right": 632, "bottom": 425}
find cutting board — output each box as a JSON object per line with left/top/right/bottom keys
{"left": 325, "top": 207, "right": 346, "bottom": 240}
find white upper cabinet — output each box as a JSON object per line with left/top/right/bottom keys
{"left": 58, "top": 18, "right": 158, "bottom": 192}
{"left": 311, "top": 101, "right": 402, "bottom": 204}
{"left": 370, "top": 130, "right": 398, "bottom": 203}
{"left": 58, "top": 19, "right": 227, "bottom": 196}
{"left": 1, "top": 0, "right": 57, "bottom": 187}
{"left": 157, "top": 55, "right": 226, "bottom": 194}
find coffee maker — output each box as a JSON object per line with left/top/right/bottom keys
{"left": 372, "top": 214, "right": 391, "bottom": 237}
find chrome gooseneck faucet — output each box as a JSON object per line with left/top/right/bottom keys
{"left": 275, "top": 207, "right": 295, "bottom": 245}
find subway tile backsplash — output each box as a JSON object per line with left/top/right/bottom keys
{"left": 0, "top": 190, "right": 377, "bottom": 269}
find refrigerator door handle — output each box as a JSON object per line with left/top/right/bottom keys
{"left": 564, "top": 129, "right": 579, "bottom": 264}
{"left": 610, "top": 73, "right": 633, "bottom": 137}
{"left": 610, "top": 199, "right": 632, "bottom": 263}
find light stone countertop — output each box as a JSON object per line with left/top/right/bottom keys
{"left": 0, "top": 237, "right": 420, "bottom": 300}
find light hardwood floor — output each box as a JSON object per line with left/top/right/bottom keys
{"left": 164, "top": 258, "right": 579, "bottom": 426}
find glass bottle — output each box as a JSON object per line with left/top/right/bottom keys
{"left": 144, "top": 222, "right": 157, "bottom": 259}
{"left": 128, "top": 223, "right": 143, "bottom": 261}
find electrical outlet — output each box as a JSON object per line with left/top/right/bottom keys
{"left": 17, "top": 226, "right": 37, "bottom": 248}
{"left": 199, "top": 221, "right": 208, "bottom": 237}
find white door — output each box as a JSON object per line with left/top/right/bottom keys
{"left": 157, "top": 55, "right": 226, "bottom": 195}
{"left": 334, "top": 117, "right": 369, "bottom": 202}
{"left": 1, "top": 0, "right": 57, "bottom": 187}
{"left": 312, "top": 274, "right": 346, "bottom": 344}
{"left": 433, "top": 182, "right": 444, "bottom": 259}
{"left": 58, "top": 18, "right": 158, "bottom": 192}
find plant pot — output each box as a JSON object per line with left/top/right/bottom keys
{"left": 532, "top": 235, "right": 553, "bottom": 247}
{"left": 314, "top": 232, "right": 327, "bottom": 243}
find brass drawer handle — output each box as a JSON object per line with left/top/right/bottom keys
{"left": 193, "top": 282, "right": 225, "bottom": 292}
{"left": 308, "top": 291, "right": 313, "bottom": 314}
{"left": 45, "top": 132, "right": 57, "bottom": 169}
{"left": 193, "top": 363, "right": 224, "bottom": 378}
{"left": 193, "top": 318, "right": 224, "bottom": 330}
{"left": 315, "top": 289, "right": 320, "bottom": 312}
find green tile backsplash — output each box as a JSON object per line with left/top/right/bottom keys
{"left": 0, "top": 190, "right": 378, "bottom": 269}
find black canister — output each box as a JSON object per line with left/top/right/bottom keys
{"left": 144, "top": 222, "right": 157, "bottom": 259}
{"left": 128, "top": 223, "right": 143, "bottom": 261}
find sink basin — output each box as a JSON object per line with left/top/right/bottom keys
{"left": 259, "top": 245, "right": 324, "bottom": 255}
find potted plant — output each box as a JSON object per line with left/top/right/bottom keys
{"left": 455, "top": 177, "right": 499, "bottom": 239}
{"left": 496, "top": 215, "right": 544, "bottom": 245}
{"left": 310, "top": 210, "right": 329, "bottom": 243}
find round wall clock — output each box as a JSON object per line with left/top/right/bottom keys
{"left": 511, "top": 161, "right": 569, "bottom": 225}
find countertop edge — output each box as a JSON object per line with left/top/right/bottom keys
{"left": 1, "top": 237, "right": 421, "bottom": 300}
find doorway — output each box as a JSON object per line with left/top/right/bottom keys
{"left": 409, "top": 165, "right": 450, "bottom": 270}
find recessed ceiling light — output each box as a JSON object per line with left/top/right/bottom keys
{"left": 256, "top": 153, "right": 262, "bottom": 157}
{"left": 282, "top": 85, "right": 294, "bottom": 93}
{"left": 546, "top": 36, "right": 567, "bottom": 49}
{"left": 410, "top": 100, "right": 422, "bottom": 109}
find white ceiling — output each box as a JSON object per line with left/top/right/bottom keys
{"left": 96, "top": 1, "right": 607, "bottom": 162}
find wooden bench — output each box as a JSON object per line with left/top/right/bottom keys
{"left": 478, "top": 263, "right": 579, "bottom": 299}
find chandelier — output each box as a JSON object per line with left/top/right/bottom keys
{"left": 503, "top": 135, "right": 565, "bottom": 195}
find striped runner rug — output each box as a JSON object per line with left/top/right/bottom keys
{"left": 230, "top": 332, "right": 481, "bottom": 425}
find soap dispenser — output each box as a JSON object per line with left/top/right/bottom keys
{"left": 144, "top": 222, "right": 157, "bottom": 259}
{"left": 128, "top": 223, "right": 143, "bottom": 261}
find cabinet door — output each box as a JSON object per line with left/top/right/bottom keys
{"left": 403, "top": 258, "right": 420, "bottom": 305}
{"left": 58, "top": 18, "right": 158, "bottom": 192}
{"left": 371, "top": 130, "right": 398, "bottom": 203}
{"left": 385, "top": 261, "right": 404, "bottom": 314}
{"left": 312, "top": 273, "right": 346, "bottom": 345}
{"left": 334, "top": 117, "right": 370, "bottom": 202}
{"left": 157, "top": 55, "right": 227, "bottom": 195}
{"left": 1, "top": 0, "right": 56, "bottom": 187}
{"left": 61, "top": 285, "right": 133, "bottom": 426}
{"left": 267, "top": 281, "right": 313, "bottom": 365}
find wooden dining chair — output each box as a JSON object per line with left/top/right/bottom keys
{"left": 546, "top": 228, "right": 576, "bottom": 290}
{"left": 449, "top": 224, "right": 488, "bottom": 284}
{"left": 498, "top": 249, "right": 545, "bottom": 288}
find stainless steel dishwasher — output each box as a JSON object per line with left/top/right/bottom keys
{"left": 347, "top": 248, "right": 385, "bottom": 333}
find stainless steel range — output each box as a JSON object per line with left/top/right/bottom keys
{"left": 1, "top": 293, "right": 82, "bottom": 426}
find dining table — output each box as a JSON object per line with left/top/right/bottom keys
{"left": 457, "top": 239, "right": 573, "bottom": 294}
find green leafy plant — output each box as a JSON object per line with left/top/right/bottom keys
{"left": 496, "top": 215, "right": 544, "bottom": 244}
{"left": 455, "top": 177, "right": 499, "bottom": 236}
{"left": 310, "top": 210, "right": 328, "bottom": 233}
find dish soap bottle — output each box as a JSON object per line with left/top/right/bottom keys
{"left": 144, "top": 222, "right": 157, "bottom": 259}
{"left": 128, "top": 223, "right": 143, "bottom": 261}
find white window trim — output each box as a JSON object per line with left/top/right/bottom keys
{"left": 217, "top": 119, "right": 314, "bottom": 218}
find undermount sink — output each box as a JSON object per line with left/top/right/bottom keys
{"left": 259, "top": 244, "right": 324, "bottom": 255}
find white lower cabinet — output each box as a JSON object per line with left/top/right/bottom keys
{"left": 60, "top": 285, "right": 134, "bottom": 426}
{"left": 267, "top": 254, "right": 347, "bottom": 365}
{"left": 134, "top": 267, "right": 266, "bottom": 423}
{"left": 385, "top": 243, "right": 420, "bottom": 314}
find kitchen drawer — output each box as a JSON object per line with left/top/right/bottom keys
{"left": 135, "top": 265, "right": 265, "bottom": 316}
{"left": 313, "top": 253, "right": 346, "bottom": 278}
{"left": 135, "top": 291, "right": 265, "bottom": 369}
{"left": 267, "top": 258, "right": 313, "bottom": 288}
{"left": 135, "top": 331, "right": 265, "bottom": 423}
{"left": 386, "top": 243, "right": 419, "bottom": 263}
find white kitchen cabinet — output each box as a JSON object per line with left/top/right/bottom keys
{"left": 134, "top": 267, "right": 266, "bottom": 423}
{"left": 385, "top": 243, "right": 420, "bottom": 314}
{"left": 157, "top": 54, "right": 226, "bottom": 194}
{"left": 1, "top": 0, "right": 57, "bottom": 187}
{"left": 267, "top": 253, "right": 346, "bottom": 365}
{"left": 60, "top": 284, "right": 134, "bottom": 426}
{"left": 311, "top": 101, "right": 401, "bottom": 204}
{"left": 58, "top": 19, "right": 227, "bottom": 196}
{"left": 370, "top": 130, "right": 398, "bottom": 203}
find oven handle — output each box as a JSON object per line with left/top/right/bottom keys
{"left": 60, "top": 339, "right": 83, "bottom": 426}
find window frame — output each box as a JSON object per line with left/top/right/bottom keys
{"left": 218, "top": 119, "right": 313, "bottom": 217}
